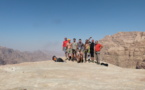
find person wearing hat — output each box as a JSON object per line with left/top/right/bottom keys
{"left": 67, "top": 39, "right": 72, "bottom": 60}
{"left": 72, "top": 38, "right": 77, "bottom": 61}
{"left": 62, "top": 37, "right": 68, "bottom": 60}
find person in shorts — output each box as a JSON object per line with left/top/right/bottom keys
{"left": 84, "top": 39, "right": 90, "bottom": 62}
{"left": 72, "top": 38, "right": 77, "bottom": 61}
{"left": 84, "top": 37, "right": 92, "bottom": 62}
{"left": 67, "top": 39, "right": 72, "bottom": 60}
{"left": 77, "top": 39, "right": 84, "bottom": 62}
{"left": 62, "top": 37, "right": 68, "bottom": 60}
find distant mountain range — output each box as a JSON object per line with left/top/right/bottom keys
{"left": 0, "top": 46, "right": 51, "bottom": 65}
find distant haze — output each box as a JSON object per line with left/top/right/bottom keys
{"left": 0, "top": 0, "right": 145, "bottom": 53}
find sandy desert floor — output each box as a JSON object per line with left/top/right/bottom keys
{"left": 0, "top": 60, "right": 145, "bottom": 90}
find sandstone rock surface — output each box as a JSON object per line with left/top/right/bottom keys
{"left": 0, "top": 60, "right": 145, "bottom": 90}
{"left": 100, "top": 32, "right": 145, "bottom": 69}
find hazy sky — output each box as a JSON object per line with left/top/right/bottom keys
{"left": 0, "top": 0, "right": 145, "bottom": 52}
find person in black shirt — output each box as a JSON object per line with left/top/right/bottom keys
{"left": 90, "top": 39, "right": 95, "bottom": 62}
{"left": 52, "top": 56, "right": 64, "bottom": 62}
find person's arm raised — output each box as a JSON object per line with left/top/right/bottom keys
{"left": 88, "top": 37, "right": 92, "bottom": 41}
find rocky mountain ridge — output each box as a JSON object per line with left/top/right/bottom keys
{"left": 0, "top": 46, "right": 50, "bottom": 65}
{"left": 100, "top": 32, "right": 145, "bottom": 69}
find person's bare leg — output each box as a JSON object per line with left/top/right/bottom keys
{"left": 76, "top": 54, "right": 77, "bottom": 61}
{"left": 91, "top": 57, "right": 94, "bottom": 62}
{"left": 98, "top": 53, "right": 100, "bottom": 64}
{"left": 85, "top": 51, "right": 87, "bottom": 62}
{"left": 77, "top": 55, "right": 80, "bottom": 63}
{"left": 65, "top": 52, "right": 67, "bottom": 60}
{"left": 73, "top": 52, "right": 76, "bottom": 61}
{"left": 68, "top": 53, "right": 70, "bottom": 60}
{"left": 77, "top": 55, "right": 79, "bottom": 61}
{"left": 84, "top": 51, "right": 87, "bottom": 63}
{"left": 74, "top": 52, "right": 77, "bottom": 61}
{"left": 71, "top": 53, "right": 73, "bottom": 61}
{"left": 80, "top": 54, "right": 83, "bottom": 63}
{"left": 83, "top": 55, "right": 86, "bottom": 63}
{"left": 72, "top": 51, "right": 74, "bottom": 60}
{"left": 96, "top": 53, "right": 99, "bottom": 64}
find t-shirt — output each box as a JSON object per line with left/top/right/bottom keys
{"left": 90, "top": 42, "right": 95, "bottom": 51}
{"left": 77, "top": 42, "right": 84, "bottom": 50}
{"left": 95, "top": 44, "right": 102, "bottom": 51}
{"left": 72, "top": 42, "right": 77, "bottom": 49}
{"left": 63, "top": 40, "right": 68, "bottom": 47}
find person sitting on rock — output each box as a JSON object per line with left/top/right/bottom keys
{"left": 77, "top": 49, "right": 84, "bottom": 63}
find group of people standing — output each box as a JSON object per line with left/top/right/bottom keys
{"left": 62, "top": 37, "right": 103, "bottom": 64}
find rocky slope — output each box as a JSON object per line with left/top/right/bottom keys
{"left": 100, "top": 32, "right": 145, "bottom": 69}
{"left": 0, "top": 46, "right": 50, "bottom": 65}
{"left": 0, "top": 60, "right": 144, "bottom": 90}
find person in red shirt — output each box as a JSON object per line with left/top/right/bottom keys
{"left": 62, "top": 37, "right": 68, "bottom": 60}
{"left": 94, "top": 41, "right": 103, "bottom": 64}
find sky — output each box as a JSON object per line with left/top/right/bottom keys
{"left": 0, "top": 0, "right": 145, "bottom": 52}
